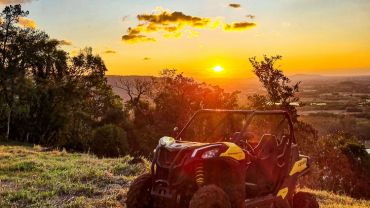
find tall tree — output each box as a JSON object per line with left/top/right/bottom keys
{"left": 249, "top": 55, "right": 300, "bottom": 122}
{"left": 0, "top": 4, "right": 29, "bottom": 140}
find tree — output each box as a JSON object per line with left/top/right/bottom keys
{"left": 0, "top": 5, "right": 127, "bottom": 158}
{"left": 117, "top": 69, "right": 240, "bottom": 155}
{"left": 59, "top": 48, "right": 126, "bottom": 151}
{"left": 116, "top": 78, "right": 154, "bottom": 153}
{"left": 249, "top": 55, "right": 300, "bottom": 122}
{"left": 90, "top": 124, "right": 129, "bottom": 157}
{"left": 0, "top": 4, "right": 29, "bottom": 140}
{"left": 300, "top": 133, "right": 370, "bottom": 198}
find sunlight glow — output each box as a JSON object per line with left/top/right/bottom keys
{"left": 213, "top": 65, "right": 224, "bottom": 72}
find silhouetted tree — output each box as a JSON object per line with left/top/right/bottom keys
{"left": 0, "top": 4, "right": 29, "bottom": 140}
{"left": 249, "top": 55, "right": 300, "bottom": 122}
{"left": 0, "top": 5, "right": 127, "bottom": 157}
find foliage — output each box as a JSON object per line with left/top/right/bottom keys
{"left": 116, "top": 69, "right": 240, "bottom": 154}
{"left": 300, "top": 133, "right": 370, "bottom": 198}
{"left": 248, "top": 55, "right": 300, "bottom": 122}
{"left": 90, "top": 124, "right": 129, "bottom": 157}
{"left": 153, "top": 69, "right": 239, "bottom": 130}
{"left": 248, "top": 55, "right": 370, "bottom": 199}
{"left": 0, "top": 5, "right": 126, "bottom": 157}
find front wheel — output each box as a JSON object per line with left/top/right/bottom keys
{"left": 293, "top": 192, "right": 319, "bottom": 208}
{"left": 126, "top": 173, "right": 153, "bottom": 208}
{"left": 189, "top": 185, "right": 231, "bottom": 208}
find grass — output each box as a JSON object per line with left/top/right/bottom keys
{"left": 0, "top": 142, "right": 149, "bottom": 208}
{"left": 1, "top": 143, "right": 369, "bottom": 207}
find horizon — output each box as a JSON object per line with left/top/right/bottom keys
{"left": 7, "top": 0, "right": 370, "bottom": 79}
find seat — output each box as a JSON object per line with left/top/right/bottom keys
{"left": 245, "top": 134, "right": 279, "bottom": 197}
{"left": 254, "top": 134, "right": 278, "bottom": 158}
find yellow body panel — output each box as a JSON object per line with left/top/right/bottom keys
{"left": 277, "top": 187, "right": 289, "bottom": 199}
{"left": 220, "top": 142, "right": 245, "bottom": 160}
{"left": 289, "top": 158, "right": 308, "bottom": 176}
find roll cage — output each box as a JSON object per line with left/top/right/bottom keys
{"left": 176, "top": 109, "right": 296, "bottom": 145}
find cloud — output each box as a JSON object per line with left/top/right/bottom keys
{"left": 246, "top": 14, "right": 255, "bottom": 19}
{"left": 143, "top": 57, "right": 151, "bottom": 61}
{"left": 122, "top": 15, "right": 129, "bottom": 22}
{"left": 224, "top": 21, "right": 256, "bottom": 31}
{"left": 57, "top": 39, "right": 73, "bottom": 46}
{"left": 103, "top": 50, "right": 117, "bottom": 54}
{"left": 229, "top": 3, "right": 241, "bottom": 8}
{"left": 122, "top": 33, "right": 156, "bottom": 43}
{"left": 122, "top": 9, "right": 211, "bottom": 43}
{"left": 122, "top": 8, "right": 257, "bottom": 43}
{"left": 18, "top": 17, "right": 36, "bottom": 29}
{"left": 188, "top": 30, "right": 199, "bottom": 38}
{"left": 0, "top": 0, "right": 33, "bottom": 4}
{"left": 137, "top": 11, "right": 210, "bottom": 28}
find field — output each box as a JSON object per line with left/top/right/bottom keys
{"left": 1, "top": 143, "right": 370, "bottom": 208}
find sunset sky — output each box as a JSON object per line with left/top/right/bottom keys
{"left": 4, "top": 0, "right": 370, "bottom": 79}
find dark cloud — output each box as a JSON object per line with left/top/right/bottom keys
{"left": 143, "top": 57, "right": 151, "bottom": 61}
{"left": 57, "top": 39, "right": 73, "bottom": 46}
{"left": 122, "top": 26, "right": 156, "bottom": 43}
{"left": 122, "top": 33, "right": 156, "bottom": 43}
{"left": 103, "top": 50, "right": 117, "bottom": 54}
{"left": 229, "top": 3, "right": 241, "bottom": 8}
{"left": 224, "top": 21, "right": 256, "bottom": 31}
{"left": 246, "top": 14, "right": 255, "bottom": 19}
{"left": 0, "top": 0, "right": 33, "bottom": 4}
{"left": 137, "top": 11, "right": 210, "bottom": 27}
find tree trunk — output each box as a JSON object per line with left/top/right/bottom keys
{"left": 6, "top": 107, "right": 11, "bottom": 140}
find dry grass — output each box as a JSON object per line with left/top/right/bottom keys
{"left": 0, "top": 143, "right": 149, "bottom": 208}
{"left": 1, "top": 143, "right": 369, "bottom": 207}
{"left": 302, "top": 188, "right": 370, "bottom": 208}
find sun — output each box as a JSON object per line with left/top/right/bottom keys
{"left": 213, "top": 65, "right": 224, "bottom": 72}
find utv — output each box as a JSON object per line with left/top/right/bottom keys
{"left": 126, "top": 109, "right": 319, "bottom": 208}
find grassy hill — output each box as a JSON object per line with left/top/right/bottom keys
{"left": 1, "top": 143, "right": 369, "bottom": 208}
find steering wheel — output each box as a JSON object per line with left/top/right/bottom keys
{"left": 230, "top": 132, "right": 255, "bottom": 155}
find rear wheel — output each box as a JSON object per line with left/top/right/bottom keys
{"left": 126, "top": 173, "right": 153, "bottom": 208}
{"left": 293, "top": 192, "right": 319, "bottom": 208}
{"left": 189, "top": 185, "right": 231, "bottom": 208}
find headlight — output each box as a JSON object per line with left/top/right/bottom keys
{"left": 191, "top": 144, "right": 227, "bottom": 158}
{"left": 201, "top": 148, "right": 220, "bottom": 159}
{"left": 159, "top": 136, "right": 175, "bottom": 147}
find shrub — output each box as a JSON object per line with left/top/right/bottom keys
{"left": 89, "top": 124, "right": 129, "bottom": 157}
{"left": 299, "top": 132, "right": 370, "bottom": 199}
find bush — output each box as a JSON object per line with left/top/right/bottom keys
{"left": 299, "top": 132, "right": 370, "bottom": 199}
{"left": 89, "top": 124, "right": 129, "bottom": 157}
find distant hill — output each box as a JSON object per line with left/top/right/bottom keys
{"left": 107, "top": 74, "right": 370, "bottom": 100}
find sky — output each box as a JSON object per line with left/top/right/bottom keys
{"left": 2, "top": 0, "right": 370, "bottom": 79}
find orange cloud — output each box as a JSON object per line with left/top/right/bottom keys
{"left": 122, "top": 8, "right": 257, "bottom": 43}
{"left": 18, "top": 17, "right": 36, "bottom": 29}
{"left": 229, "top": 3, "right": 241, "bottom": 8}
{"left": 0, "top": 0, "right": 33, "bottom": 4}
{"left": 122, "top": 10, "right": 211, "bottom": 43}
{"left": 137, "top": 11, "right": 210, "bottom": 27}
{"left": 224, "top": 22, "right": 256, "bottom": 31}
